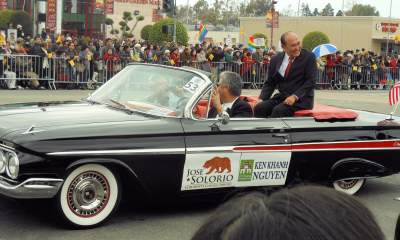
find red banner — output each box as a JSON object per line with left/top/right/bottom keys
{"left": 46, "top": 0, "right": 57, "bottom": 31}
{"left": 105, "top": 0, "right": 114, "bottom": 14}
{"left": 0, "top": 0, "right": 7, "bottom": 9}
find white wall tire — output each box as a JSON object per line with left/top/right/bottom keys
{"left": 57, "top": 164, "right": 121, "bottom": 228}
{"left": 333, "top": 178, "right": 365, "bottom": 195}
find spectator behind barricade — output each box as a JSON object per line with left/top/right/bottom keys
{"left": 170, "top": 48, "right": 180, "bottom": 66}
{"left": 120, "top": 45, "right": 131, "bottom": 65}
{"left": 103, "top": 48, "right": 120, "bottom": 80}
{"left": 196, "top": 48, "right": 210, "bottom": 71}
{"left": 189, "top": 49, "right": 197, "bottom": 67}
{"left": 233, "top": 50, "right": 242, "bottom": 63}
{"left": 192, "top": 186, "right": 384, "bottom": 240}
{"left": 252, "top": 47, "right": 263, "bottom": 63}
{"left": 65, "top": 42, "right": 78, "bottom": 86}
{"left": 224, "top": 47, "right": 233, "bottom": 63}
{"left": 162, "top": 49, "right": 171, "bottom": 65}
{"left": 131, "top": 43, "right": 142, "bottom": 62}
{"left": 29, "top": 36, "right": 46, "bottom": 86}
{"left": 180, "top": 47, "right": 191, "bottom": 66}
{"left": 78, "top": 45, "right": 92, "bottom": 84}
{"left": 16, "top": 24, "right": 24, "bottom": 39}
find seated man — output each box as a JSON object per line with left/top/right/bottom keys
{"left": 254, "top": 31, "right": 317, "bottom": 118}
{"left": 208, "top": 71, "right": 252, "bottom": 118}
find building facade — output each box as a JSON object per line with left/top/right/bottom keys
{"left": 105, "top": 0, "right": 162, "bottom": 39}
{"left": 240, "top": 16, "right": 400, "bottom": 54}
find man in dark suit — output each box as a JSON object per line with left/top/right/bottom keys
{"left": 254, "top": 31, "right": 317, "bottom": 118}
{"left": 209, "top": 71, "right": 253, "bottom": 118}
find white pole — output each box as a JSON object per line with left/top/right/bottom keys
{"left": 297, "top": 0, "right": 300, "bottom": 16}
{"left": 186, "top": 0, "right": 189, "bottom": 25}
{"left": 56, "top": 0, "right": 62, "bottom": 34}
{"left": 386, "top": 0, "right": 393, "bottom": 56}
{"left": 173, "top": 0, "right": 177, "bottom": 43}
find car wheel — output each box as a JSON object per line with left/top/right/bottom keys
{"left": 57, "top": 164, "right": 121, "bottom": 228}
{"left": 333, "top": 178, "right": 365, "bottom": 195}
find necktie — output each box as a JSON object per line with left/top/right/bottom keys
{"left": 284, "top": 57, "right": 294, "bottom": 78}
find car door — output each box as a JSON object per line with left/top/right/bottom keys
{"left": 180, "top": 118, "right": 292, "bottom": 193}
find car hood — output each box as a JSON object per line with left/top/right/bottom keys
{"left": 0, "top": 101, "right": 153, "bottom": 139}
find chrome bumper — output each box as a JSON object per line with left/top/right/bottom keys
{"left": 0, "top": 177, "right": 63, "bottom": 199}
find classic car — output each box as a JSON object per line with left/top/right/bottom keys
{"left": 0, "top": 63, "right": 400, "bottom": 228}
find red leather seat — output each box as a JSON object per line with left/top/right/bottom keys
{"left": 295, "top": 104, "right": 358, "bottom": 121}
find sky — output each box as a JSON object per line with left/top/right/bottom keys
{"left": 175, "top": 0, "right": 400, "bottom": 18}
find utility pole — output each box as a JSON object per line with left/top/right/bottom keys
{"left": 386, "top": 0, "right": 393, "bottom": 56}
{"left": 270, "top": 1, "right": 277, "bottom": 48}
{"left": 186, "top": 0, "right": 189, "bottom": 25}
{"left": 173, "top": 0, "right": 177, "bottom": 43}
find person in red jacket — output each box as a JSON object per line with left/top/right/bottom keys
{"left": 103, "top": 48, "right": 120, "bottom": 80}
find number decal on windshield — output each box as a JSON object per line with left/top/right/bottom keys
{"left": 183, "top": 77, "right": 205, "bottom": 93}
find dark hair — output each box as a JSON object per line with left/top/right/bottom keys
{"left": 192, "top": 186, "right": 384, "bottom": 240}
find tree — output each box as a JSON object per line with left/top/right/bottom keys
{"left": 128, "top": 15, "right": 145, "bottom": 36}
{"left": 321, "top": 3, "right": 334, "bottom": 16}
{"left": 252, "top": 32, "right": 268, "bottom": 47}
{"left": 345, "top": 4, "right": 379, "bottom": 16}
{"left": 0, "top": 10, "right": 32, "bottom": 35}
{"left": 119, "top": 12, "right": 133, "bottom": 38}
{"left": 312, "top": 8, "right": 319, "bottom": 16}
{"left": 302, "top": 31, "right": 330, "bottom": 51}
{"left": 301, "top": 3, "right": 312, "bottom": 16}
{"left": 140, "top": 25, "right": 153, "bottom": 41}
{"left": 336, "top": 10, "right": 344, "bottom": 16}
{"left": 149, "top": 18, "right": 188, "bottom": 45}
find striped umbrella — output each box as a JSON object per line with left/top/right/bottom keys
{"left": 312, "top": 44, "right": 338, "bottom": 58}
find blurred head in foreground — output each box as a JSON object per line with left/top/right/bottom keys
{"left": 192, "top": 186, "right": 384, "bottom": 240}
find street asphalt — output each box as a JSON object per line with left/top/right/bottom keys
{"left": 0, "top": 89, "right": 399, "bottom": 240}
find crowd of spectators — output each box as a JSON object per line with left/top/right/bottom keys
{"left": 1, "top": 26, "right": 400, "bottom": 90}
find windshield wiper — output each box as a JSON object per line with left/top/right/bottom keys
{"left": 84, "top": 98, "right": 101, "bottom": 105}
{"left": 104, "top": 98, "right": 134, "bottom": 114}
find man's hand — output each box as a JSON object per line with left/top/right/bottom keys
{"left": 211, "top": 87, "right": 222, "bottom": 114}
{"left": 284, "top": 95, "right": 298, "bottom": 106}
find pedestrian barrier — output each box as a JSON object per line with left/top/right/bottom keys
{"left": 1, "top": 54, "right": 399, "bottom": 90}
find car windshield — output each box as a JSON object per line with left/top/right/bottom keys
{"left": 89, "top": 65, "right": 207, "bottom": 117}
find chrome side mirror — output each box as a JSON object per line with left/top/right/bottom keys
{"left": 210, "top": 111, "right": 230, "bottom": 131}
{"left": 218, "top": 111, "right": 230, "bottom": 125}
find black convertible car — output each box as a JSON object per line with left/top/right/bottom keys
{"left": 0, "top": 64, "right": 400, "bottom": 228}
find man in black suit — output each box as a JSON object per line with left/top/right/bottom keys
{"left": 209, "top": 72, "right": 253, "bottom": 118}
{"left": 254, "top": 31, "right": 317, "bottom": 118}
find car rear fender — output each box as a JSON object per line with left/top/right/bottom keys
{"left": 65, "top": 158, "right": 150, "bottom": 195}
{"left": 330, "top": 158, "right": 388, "bottom": 181}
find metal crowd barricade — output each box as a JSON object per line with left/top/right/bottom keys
{"left": 2, "top": 55, "right": 400, "bottom": 91}
{"left": 0, "top": 54, "right": 56, "bottom": 89}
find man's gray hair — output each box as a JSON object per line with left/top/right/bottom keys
{"left": 219, "top": 71, "right": 243, "bottom": 97}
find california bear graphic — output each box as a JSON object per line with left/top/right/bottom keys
{"left": 203, "top": 157, "right": 232, "bottom": 174}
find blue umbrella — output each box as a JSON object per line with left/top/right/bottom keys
{"left": 312, "top": 44, "right": 338, "bottom": 58}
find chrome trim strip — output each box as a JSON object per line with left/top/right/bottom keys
{"left": 291, "top": 139, "right": 400, "bottom": 146}
{"left": 0, "top": 143, "right": 14, "bottom": 151}
{"left": 187, "top": 146, "right": 234, "bottom": 153}
{"left": 0, "top": 178, "right": 63, "bottom": 199}
{"left": 47, "top": 148, "right": 186, "bottom": 156}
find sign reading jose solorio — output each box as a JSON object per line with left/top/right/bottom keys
{"left": 181, "top": 152, "right": 291, "bottom": 191}
{"left": 181, "top": 153, "right": 240, "bottom": 191}
{"left": 237, "top": 152, "right": 291, "bottom": 187}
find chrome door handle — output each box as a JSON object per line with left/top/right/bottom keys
{"left": 272, "top": 133, "right": 289, "bottom": 138}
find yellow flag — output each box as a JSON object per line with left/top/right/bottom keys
{"left": 69, "top": 60, "right": 75, "bottom": 67}
{"left": 209, "top": 54, "right": 214, "bottom": 61}
{"left": 0, "top": 33, "right": 5, "bottom": 46}
{"left": 56, "top": 35, "right": 62, "bottom": 44}
{"left": 48, "top": 53, "right": 53, "bottom": 59}
{"left": 170, "top": 59, "right": 175, "bottom": 65}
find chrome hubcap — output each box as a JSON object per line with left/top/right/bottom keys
{"left": 337, "top": 179, "right": 359, "bottom": 190}
{"left": 67, "top": 171, "right": 110, "bottom": 217}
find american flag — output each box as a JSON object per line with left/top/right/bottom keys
{"left": 389, "top": 82, "right": 400, "bottom": 106}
